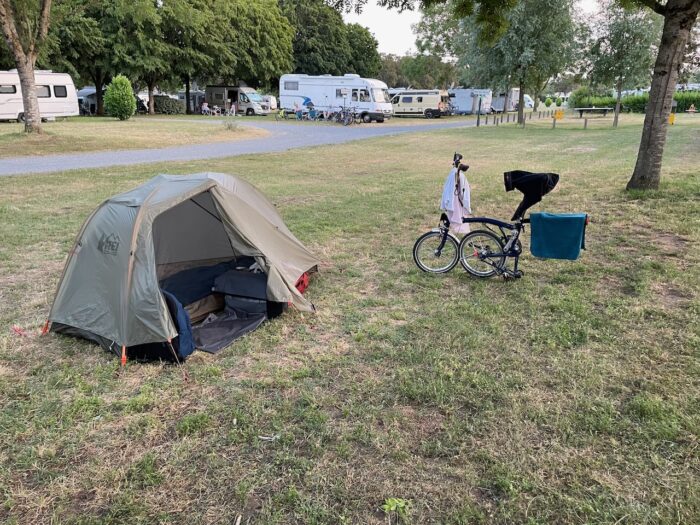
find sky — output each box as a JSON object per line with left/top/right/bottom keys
{"left": 343, "top": 0, "right": 599, "bottom": 56}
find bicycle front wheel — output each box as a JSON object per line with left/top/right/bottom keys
{"left": 459, "top": 230, "right": 505, "bottom": 278}
{"left": 413, "top": 231, "right": 459, "bottom": 273}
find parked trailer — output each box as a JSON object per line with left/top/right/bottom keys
{"left": 491, "top": 88, "right": 535, "bottom": 113}
{"left": 448, "top": 88, "right": 493, "bottom": 114}
{"left": 0, "top": 70, "right": 79, "bottom": 122}
{"left": 279, "top": 73, "right": 393, "bottom": 122}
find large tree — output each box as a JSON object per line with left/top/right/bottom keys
{"left": 626, "top": 0, "right": 700, "bottom": 190}
{"left": 447, "top": 0, "right": 576, "bottom": 122}
{"left": 281, "top": 0, "right": 351, "bottom": 75}
{"left": 345, "top": 23, "right": 381, "bottom": 77}
{"left": 589, "top": 3, "right": 660, "bottom": 127}
{"left": 0, "top": 0, "right": 52, "bottom": 133}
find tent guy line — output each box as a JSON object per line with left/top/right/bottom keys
{"left": 0, "top": 119, "right": 476, "bottom": 177}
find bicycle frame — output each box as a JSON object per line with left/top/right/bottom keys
{"left": 440, "top": 213, "right": 529, "bottom": 278}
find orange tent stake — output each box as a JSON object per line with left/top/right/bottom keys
{"left": 120, "top": 345, "right": 127, "bottom": 367}
{"left": 40, "top": 319, "right": 50, "bottom": 335}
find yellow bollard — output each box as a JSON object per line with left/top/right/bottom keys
{"left": 669, "top": 113, "right": 676, "bottom": 125}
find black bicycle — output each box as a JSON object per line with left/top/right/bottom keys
{"left": 413, "top": 154, "right": 561, "bottom": 278}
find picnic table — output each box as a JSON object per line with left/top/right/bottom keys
{"left": 573, "top": 107, "right": 614, "bottom": 118}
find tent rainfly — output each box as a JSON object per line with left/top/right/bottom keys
{"left": 46, "top": 173, "right": 319, "bottom": 362}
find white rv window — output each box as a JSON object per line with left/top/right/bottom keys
{"left": 372, "top": 89, "right": 389, "bottom": 103}
{"left": 284, "top": 81, "right": 299, "bottom": 90}
{"left": 336, "top": 89, "right": 343, "bottom": 98}
{"left": 359, "top": 89, "right": 370, "bottom": 102}
{"left": 0, "top": 85, "right": 16, "bottom": 94}
{"left": 417, "top": 96, "right": 423, "bottom": 103}
{"left": 37, "top": 85, "right": 51, "bottom": 98}
{"left": 54, "top": 85, "right": 68, "bottom": 98}
{"left": 401, "top": 96, "right": 412, "bottom": 103}
{"left": 351, "top": 89, "right": 358, "bottom": 102}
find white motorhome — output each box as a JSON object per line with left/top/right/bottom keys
{"left": 205, "top": 85, "right": 271, "bottom": 115}
{"left": 390, "top": 89, "right": 450, "bottom": 118}
{"left": 279, "top": 73, "right": 393, "bottom": 122}
{"left": 448, "top": 88, "right": 493, "bottom": 114}
{"left": 0, "top": 70, "right": 79, "bottom": 122}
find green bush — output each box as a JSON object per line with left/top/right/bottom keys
{"left": 154, "top": 95, "right": 185, "bottom": 114}
{"left": 618, "top": 91, "right": 700, "bottom": 113}
{"left": 103, "top": 75, "right": 136, "bottom": 120}
{"left": 544, "top": 97, "right": 553, "bottom": 107}
{"left": 555, "top": 97, "right": 563, "bottom": 107}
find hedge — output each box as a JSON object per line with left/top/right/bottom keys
{"left": 154, "top": 95, "right": 185, "bottom": 114}
{"left": 620, "top": 92, "right": 700, "bottom": 113}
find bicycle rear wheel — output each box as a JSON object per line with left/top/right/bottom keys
{"left": 459, "top": 230, "right": 505, "bottom": 278}
{"left": 413, "top": 231, "right": 459, "bottom": 273}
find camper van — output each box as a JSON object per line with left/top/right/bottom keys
{"left": 205, "top": 85, "right": 271, "bottom": 115}
{"left": 448, "top": 88, "right": 493, "bottom": 115}
{"left": 0, "top": 70, "right": 79, "bottom": 122}
{"left": 279, "top": 73, "right": 393, "bottom": 123}
{"left": 390, "top": 89, "right": 450, "bottom": 118}
{"left": 491, "top": 88, "right": 535, "bottom": 113}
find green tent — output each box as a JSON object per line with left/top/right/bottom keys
{"left": 47, "top": 172, "right": 318, "bottom": 361}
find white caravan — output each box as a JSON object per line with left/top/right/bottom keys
{"left": 279, "top": 73, "right": 393, "bottom": 122}
{"left": 448, "top": 88, "right": 493, "bottom": 114}
{"left": 492, "top": 88, "right": 535, "bottom": 113}
{"left": 0, "top": 70, "right": 79, "bottom": 122}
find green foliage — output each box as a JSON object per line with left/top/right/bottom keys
{"left": 176, "top": 412, "right": 211, "bottom": 436}
{"left": 544, "top": 97, "right": 553, "bottom": 107}
{"left": 381, "top": 497, "right": 410, "bottom": 523}
{"left": 451, "top": 0, "right": 577, "bottom": 109}
{"left": 153, "top": 95, "right": 185, "bottom": 114}
{"left": 568, "top": 86, "right": 616, "bottom": 109}
{"left": 345, "top": 24, "right": 381, "bottom": 77}
{"left": 104, "top": 75, "right": 136, "bottom": 120}
{"left": 281, "top": 0, "right": 351, "bottom": 75}
{"left": 377, "top": 53, "right": 457, "bottom": 88}
{"left": 619, "top": 91, "right": 700, "bottom": 113}
{"left": 588, "top": 4, "right": 659, "bottom": 96}
{"left": 555, "top": 97, "right": 563, "bottom": 106}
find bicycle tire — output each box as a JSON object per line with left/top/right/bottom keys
{"left": 413, "top": 231, "right": 459, "bottom": 273}
{"left": 459, "top": 230, "right": 505, "bottom": 278}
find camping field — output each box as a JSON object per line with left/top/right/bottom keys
{"left": 0, "top": 116, "right": 699, "bottom": 524}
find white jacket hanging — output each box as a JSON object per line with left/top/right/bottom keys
{"left": 440, "top": 167, "right": 471, "bottom": 234}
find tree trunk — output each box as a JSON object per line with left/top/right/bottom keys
{"left": 185, "top": 75, "right": 192, "bottom": 114}
{"left": 15, "top": 54, "right": 42, "bottom": 133}
{"left": 93, "top": 69, "right": 105, "bottom": 116}
{"left": 518, "top": 80, "right": 525, "bottom": 125}
{"left": 627, "top": 1, "right": 700, "bottom": 191}
{"left": 0, "top": 0, "right": 52, "bottom": 134}
{"left": 613, "top": 79, "right": 622, "bottom": 128}
{"left": 148, "top": 82, "right": 155, "bottom": 115}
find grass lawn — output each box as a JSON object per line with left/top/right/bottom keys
{"left": 0, "top": 116, "right": 267, "bottom": 158}
{"left": 0, "top": 115, "right": 698, "bottom": 524}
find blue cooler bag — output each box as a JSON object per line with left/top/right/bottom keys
{"left": 530, "top": 212, "right": 588, "bottom": 260}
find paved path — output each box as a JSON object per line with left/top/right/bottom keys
{"left": 0, "top": 119, "right": 476, "bottom": 176}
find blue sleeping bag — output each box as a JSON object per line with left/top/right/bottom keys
{"left": 530, "top": 212, "right": 587, "bottom": 260}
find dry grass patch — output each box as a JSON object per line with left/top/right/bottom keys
{"left": 0, "top": 116, "right": 267, "bottom": 158}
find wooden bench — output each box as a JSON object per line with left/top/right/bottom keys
{"left": 573, "top": 107, "right": 614, "bottom": 118}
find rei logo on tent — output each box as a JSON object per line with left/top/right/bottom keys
{"left": 97, "top": 233, "right": 120, "bottom": 255}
